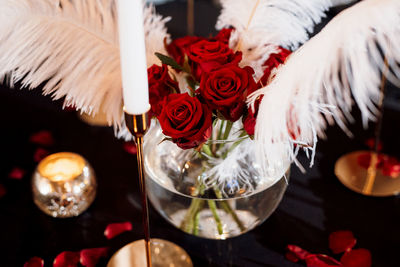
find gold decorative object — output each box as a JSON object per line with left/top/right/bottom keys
{"left": 108, "top": 111, "right": 192, "bottom": 267}
{"left": 107, "top": 239, "right": 193, "bottom": 267}
{"left": 335, "top": 151, "right": 400, "bottom": 196}
{"left": 32, "top": 152, "right": 96, "bottom": 218}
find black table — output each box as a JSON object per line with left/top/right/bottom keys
{"left": 1, "top": 1, "right": 400, "bottom": 266}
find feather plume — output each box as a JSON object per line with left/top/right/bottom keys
{"left": 251, "top": 0, "right": 400, "bottom": 175}
{"left": 0, "top": 0, "right": 170, "bottom": 129}
{"left": 216, "top": 0, "right": 333, "bottom": 79}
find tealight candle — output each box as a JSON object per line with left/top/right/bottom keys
{"left": 32, "top": 152, "right": 96, "bottom": 218}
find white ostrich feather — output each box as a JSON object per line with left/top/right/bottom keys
{"left": 251, "top": 0, "right": 400, "bottom": 175}
{"left": 331, "top": 0, "right": 357, "bottom": 7}
{"left": 216, "top": 0, "right": 333, "bottom": 79}
{"left": 0, "top": 0, "right": 170, "bottom": 129}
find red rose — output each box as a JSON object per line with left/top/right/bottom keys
{"left": 148, "top": 64, "right": 179, "bottom": 116}
{"left": 166, "top": 36, "right": 204, "bottom": 66}
{"left": 258, "top": 47, "right": 291, "bottom": 87}
{"left": 187, "top": 40, "right": 240, "bottom": 80}
{"left": 200, "top": 65, "right": 257, "bottom": 122}
{"left": 158, "top": 93, "right": 212, "bottom": 149}
{"left": 213, "top": 28, "right": 234, "bottom": 45}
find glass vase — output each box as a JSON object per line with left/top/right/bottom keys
{"left": 144, "top": 123, "right": 289, "bottom": 239}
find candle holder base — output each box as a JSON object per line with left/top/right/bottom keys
{"left": 107, "top": 238, "right": 193, "bottom": 267}
{"left": 335, "top": 150, "right": 400, "bottom": 197}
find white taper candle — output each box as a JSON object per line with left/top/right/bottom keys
{"left": 117, "top": 0, "right": 150, "bottom": 115}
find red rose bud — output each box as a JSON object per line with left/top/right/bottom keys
{"left": 148, "top": 64, "right": 179, "bottom": 117}
{"left": 305, "top": 254, "right": 343, "bottom": 267}
{"left": 187, "top": 39, "right": 239, "bottom": 80}
{"left": 329, "top": 230, "right": 357, "bottom": 254}
{"left": 8, "top": 167, "right": 26, "bottom": 180}
{"left": 166, "top": 36, "right": 204, "bottom": 66}
{"left": 340, "top": 249, "right": 371, "bottom": 267}
{"left": 33, "top": 148, "right": 50, "bottom": 163}
{"left": 0, "top": 184, "right": 6, "bottom": 198}
{"left": 80, "top": 247, "right": 109, "bottom": 267}
{"left": 24, "top": 256, "right": 44, "bottom": 267}
{"left": 381, "top": 157, "right": 400, "bottom": 178}
{"left": 104, "top": 221, "right": 132, "bottom": 239}
{"left": 258, "top": 47, "right": 291, "bottom": 87}
{"left": 243, "top": 107, "right": 257, "bottom": 136}
{"left": 123, "top": 141, "right": 137, "bottom": 155}
{"left": 30, "top": 130, "right": 55, "bottom": 146}
{"left": 158, "top": 93, "right": 212, "bottom": 149}
{"left": 53, "top": 251, "right": 80, "bottom": 267}
{"left": 213, "top": 28, "right": 234, "bottom": 44}
{"left": 200, "top": 65, "right": 257, "bottom": 122}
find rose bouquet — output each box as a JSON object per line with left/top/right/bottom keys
{"left": 144, "top": 28, "right": 291, "bottom": 236}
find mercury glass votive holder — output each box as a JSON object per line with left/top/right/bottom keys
{"left": 32, "top": 152, "right": 97, "bottom": 218}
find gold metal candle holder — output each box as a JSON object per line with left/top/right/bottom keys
{"left": 32, "top": 152, "right": 97, "bottom": 218}
{"left": 124, "top": 111, "right": 152, "bottom": 267}
{"left": 108, "top": 111, "right": 192, "bottom": 267}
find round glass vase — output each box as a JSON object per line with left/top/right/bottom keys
{"left": 144, "top": 125, "right": 289, "bottom": 239}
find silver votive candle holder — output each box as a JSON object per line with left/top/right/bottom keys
{"left": 32, "top": 152, "right": 96, "bottom": 218}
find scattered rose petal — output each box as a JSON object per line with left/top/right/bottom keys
{"left": 80, "top": 247, "right": 109, "bottom": 267}
{"left": 285, "top": 251, "right": 300, "bottom": 263}
{"left": 53, "top": 251, "right": 80, "bottom": 267}
{"left": 365, "top": 138, "right": 382, "bottom": 152}
{"left": 33, "top": 148, "right": 50, "bottom": 163}
{"left": 357, "top": 153, "right": 385, "bottom": 169}
{"left": 104, "top": 221, "right": 132, "bottom": 239}
{"left": 305, "top": 254, "right": 343, "bottom": 267}
{"left": 381, "top": 157, "right": 400, "bottom": 178}
{"left": 340, "top": 249, "right": 371, "bottom": 267}
{"left": 0, "top": 184, "right": 6, "bottom": 198}
{"left": 24, "top": 256, "right": 44, "bottom": 267}
{"left": 8, "top": 167, "right": 26, "bottom": 180}
{"left": 30, "top": 130, "right": 55, "bottom": 146}
{"left": 329, "top": 231, "right": 357, "bottom": 254}
{"left": 123, "top": 142, "right": 137, "bottom": 155}
{"left": 287, "top": 244, "right": 312, "bottom": 260}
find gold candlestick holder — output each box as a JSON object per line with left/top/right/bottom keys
{"left": 334, "top": 56, "right": 400, "bottom": 196}
{"left": 108, "top": 110, "right": 192, "bottom": 267}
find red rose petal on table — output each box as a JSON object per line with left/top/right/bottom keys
{"left": 357, "top": 153, "right": 385, "bottom": 169}
{"left": 123, "top": 141, "right": 137, "bottom": 155}
{"left": 53, "top": 251, "right": 80, "bottom": 267}
{"left": 287, "top": 244, "right": 312, "bottom": 260}
{"left": 329, "top": 230, "right": 357, "bottom": 254}
{"left": 305, "top": 254, "right": 343, "bottom": 267}
{"left": 30, "top": 130, "right": 55, "bottom": 146}
{"left": 285, "top": 251, "right": 300, "bottom": 263}
{"left": 104, "top": 222, "right": 132, "bottom": 239}
{"left": 33, "top": 148, "right": 50, "bottom": 163}
{"left": 80, "top": 247, "right": 109, "bottom": 267}
{"left": 0, "top": 184, "right": 6, "bottom": 198}
{"left": 8, "top": 167, "right": 26, "bottom": 180}
{"left": 24, "top": 256, "right": 44, "bottom": 267}
{"left": 381, "top": 157, "right": 400, "bottom": 178}
{"left": 340, "top": 249, "right": 371, "bottom": 267}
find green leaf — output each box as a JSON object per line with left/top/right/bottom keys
{"left": 155, "top": 52, "right": 184, "bottom": 71}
